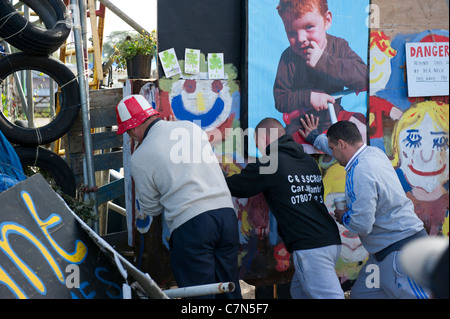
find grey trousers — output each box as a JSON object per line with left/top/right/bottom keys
{"left": 290, "top": 244, "right": 345, "bottom": 299}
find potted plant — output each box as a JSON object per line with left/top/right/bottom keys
{"left": 114, "top": 30, "right": 157, "bottom": 79}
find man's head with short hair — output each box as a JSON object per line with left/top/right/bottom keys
{"left": 326, "top": 121, "right": 364, "bottom": 167}
{"left": 255, "top": 118, "right": 285, "bottom": 155}
{"left": 327, "top": 120, "right": 363, "bottom": 146}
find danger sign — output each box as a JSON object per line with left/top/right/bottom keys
{"left": 405, "top": 42, "right": 449, "bottom": 97}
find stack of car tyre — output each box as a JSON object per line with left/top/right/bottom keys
{"left": 0, "top": 0, "right": 80, "bottom": 197}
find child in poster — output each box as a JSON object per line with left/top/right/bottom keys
{"left": 273, "top": 0, "right": 368, "bottom": 143}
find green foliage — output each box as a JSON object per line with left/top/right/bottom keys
{"left": 114, "top": 30, "right": 157, "bottom": 70}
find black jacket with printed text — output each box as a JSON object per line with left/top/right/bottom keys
{"left": 226, "top": 134, "right": 341, "bottom": 252}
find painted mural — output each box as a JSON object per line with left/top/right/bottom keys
{"left": 369, "top": 29, "right": 449, "bottom": 239}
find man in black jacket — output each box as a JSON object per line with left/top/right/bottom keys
{"left": 226, "top": 117, "right": 343, "bottom": 299}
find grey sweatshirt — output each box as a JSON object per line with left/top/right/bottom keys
{"left": 130, "top": 120, "right": 234, "bottom": 234}
{"left": 343, "top": 145, "right": 424, "bottom": 254}
{"left": 309, "top": 132, "right": 424, "bottom": 254}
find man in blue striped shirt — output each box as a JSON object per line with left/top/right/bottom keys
{"left": 300, "top": 116, "right": 430, "bottom": 299}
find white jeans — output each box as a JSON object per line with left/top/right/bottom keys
{"left": 290, "top": 245, "right": 344, "bottom": 299}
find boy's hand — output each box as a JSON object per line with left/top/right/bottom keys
{"left": 298, "top": 114, "right": 319, "bottom": 139}
{"left": 310, "top": 92, "right": 335, "bottom": 111}
{"left": 305, "top": 40, "right": 326, "bottom": 68}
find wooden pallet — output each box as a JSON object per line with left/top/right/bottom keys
{"left": 65, "top": 87, "right": 124, "bottom": 206}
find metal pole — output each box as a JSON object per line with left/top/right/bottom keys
{"left": 97, "top": 0, "right": 150, "bottom": 35}
{"left": 24, "top": 6, "right": 34, "bottom": 128}
{"left": 70, "top": 0, "right": 99, "bottom": 233}
{"left": 78, "top": 0, "right": 89, "bottom": 71}
{"left": 163, "top": 282, "right": 235, "bottom": 299}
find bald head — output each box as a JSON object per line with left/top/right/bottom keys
{"left": 255, "top": 118, "right": 285, "bottom": 155}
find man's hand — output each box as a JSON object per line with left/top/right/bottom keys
{"left": 334, "top": 208, "right": 346, "bottom": 225}
{"left": 310, "top": 91, "right": 335, "bottom": 111}
{"left": 163, "top": 114, "right": 175, "bottom": 121}
{"left": 298, "top": 114, "right": 319, "bottom": 139}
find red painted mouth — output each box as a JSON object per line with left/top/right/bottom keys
{"left": 408, "top": 164, "right": 446, "bottom": 176}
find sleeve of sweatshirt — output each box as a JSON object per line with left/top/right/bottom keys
{"left": 226, "top": 162, "right": 268, "bottom": 198}
{"left": 314, "top": 37, "right": 368, "bottom": 91}
{"left": 131, "top": 161, "right": 164, "bottom": 217}
{"left": 342, "top": 165, "right": 377, "bottom": 235}
{"left": 273, "top": 50, "right": 313, "bottom": 114}
{"left": 305, "top": 129, "right": 333, "bottom": 157}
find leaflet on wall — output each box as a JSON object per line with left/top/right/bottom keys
{"left": 158, "top": 48, "right": 181, "bottom": 78}
{"left": 208, "top": 53, "right": 225, "bottom": 79}
{"left": 184, "top": 48, "right": 201, "bottom": 74}
{"left": 405, "top": 42, "right": 449, "bottom": 97}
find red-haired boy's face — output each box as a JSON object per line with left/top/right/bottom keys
{"left": 280, "top": 7, "right": 331, "bottom": 59}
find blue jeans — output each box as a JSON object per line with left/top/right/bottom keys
{"left": 169, "top": 208, "right": 242, "bottom": 299}
{"left": 290, "top": 245, "right": 344, "bottom": 299}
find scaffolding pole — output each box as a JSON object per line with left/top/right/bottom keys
{"left": 163, "top": 282, "right": 236, "bottom": 299}
{"left": 70, "top": 0, "right": 99, "bottom": 233}
{"left": 97, "top": 0, "right": 150, "bottom": 35}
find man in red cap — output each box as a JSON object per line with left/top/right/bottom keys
{"left": 116, "top": 95, "right": 242, "bottom": 299}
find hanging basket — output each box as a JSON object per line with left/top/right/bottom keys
{"left": 126, "top": 54, "right": 152, "bottom": 79}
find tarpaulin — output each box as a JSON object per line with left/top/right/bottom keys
{"left": 0, "top": 130, "right": 26, "bottom": 192}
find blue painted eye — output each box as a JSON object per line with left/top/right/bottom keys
{"left": 403, "top": 130, "right": 422, "bottom": 148}
{"left": 432, "top": 135, "right": 449, "bottom": 151}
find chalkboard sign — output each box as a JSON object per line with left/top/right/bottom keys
{"left": 157, "top": 0, "right": 243, "bottom": 79}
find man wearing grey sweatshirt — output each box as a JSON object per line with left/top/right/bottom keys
{"left": 300, "top": 116, "right": 429, "bottom": 299}
{"left": 116, "top": 95, "right": 241, "bottom": 299}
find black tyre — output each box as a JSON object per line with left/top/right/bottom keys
{"left": 0, "top": 0, "right": 71, "bottom": 55}
{"left": 0, "top": 52, "right": 80, "bottom": 146}
{"left": 14, "top": 146, "right": 76, "bottom": 197}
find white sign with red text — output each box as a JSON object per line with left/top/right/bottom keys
{"left": 405, "top": 42, "right": 449, "bottom": 97}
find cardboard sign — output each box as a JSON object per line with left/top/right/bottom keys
{"left": 158, "top": 48, "right": 182, "bottom": 78}
{"left": 0, "top": 174, "right": 125, "bottom": 299}
{"left": 405, "top": 42, "right": 449, "bottom": 97}
{"left": 208, "top": 53, "right": 225, "bottom": 79}
{"left": 184, "top": 48, "right": 201, "bottom": 74}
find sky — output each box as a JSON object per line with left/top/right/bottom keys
{"left": 102, "top": 0, "right": 157, "bottom": 38}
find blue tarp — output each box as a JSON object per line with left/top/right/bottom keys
{"left": 0, "top": 130, "right": 26, "bottom": 192}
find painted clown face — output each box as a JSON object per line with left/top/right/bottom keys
{"left": 369, "top": 44, "right": 393, "bottom": 95}
{"left": 398, "top": 113, "right": 449, "bottom": 193}
{"left": 169, "top": 79, "right": 232, "bottom": 131}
